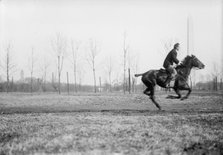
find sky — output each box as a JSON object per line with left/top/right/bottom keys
{"left": 0, "top": 0, "right": 222, "bottom": 85}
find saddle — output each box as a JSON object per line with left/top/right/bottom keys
{"left": 158, "top": 68, "right": 172, "bottom": 77}
{"left": 159, "top": 68, "right": 168, "bottom": 73}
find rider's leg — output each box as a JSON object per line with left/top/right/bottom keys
{"left": 163, "top": 66, "right": 174, "bottom": 87}
{"left": 171, "top": 68, "right": 177, "bottom": 81}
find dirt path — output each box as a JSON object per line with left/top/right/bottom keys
{"left": 0, "top": 92, "right": 222, "bottom": 114}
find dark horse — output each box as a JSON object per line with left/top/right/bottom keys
{"left": 135, "top": 55, "right": 205, "bottom": 110}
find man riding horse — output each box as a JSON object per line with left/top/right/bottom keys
{"left": 135, "top": 42, "right": 205, "bottom": 110}
{"left": 163, "top": 43, "right": 180, "bottom": 87}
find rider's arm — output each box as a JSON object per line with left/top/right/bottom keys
{"left": 172, "top": 51, "right": 179, "bottom": 64}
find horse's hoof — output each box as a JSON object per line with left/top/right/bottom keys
{"left": 158, "top": 108, "right": 165, "bottom": 112}
{"left": 166, "top": 95, "right": 172, "bottom": 99}
{"left": 181, "top": 97, "right": 187, "bottom": 100}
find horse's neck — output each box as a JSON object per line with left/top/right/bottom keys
{"left": 183, "top": 67, "right": 192, "bottom": 78}
{"left": 178, "top": 63, "right": 192, "bottom": 80}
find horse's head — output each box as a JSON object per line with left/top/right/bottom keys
{"left": 190, "top": 55, "right": 205, "bottom": 69}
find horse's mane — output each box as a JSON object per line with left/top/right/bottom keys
{"left": 180, "top": 55, "right": 191, "bottom": 66}
{"left": 176, "top": 55, "right": 191, "bottom": 69}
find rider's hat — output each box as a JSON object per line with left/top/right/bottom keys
{"left": 174, "top": 43, "right": 180, "bottom": 49}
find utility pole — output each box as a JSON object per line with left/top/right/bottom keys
{"left": 123, "top": 32, "right": 129, "bottom": 94}
{"left": 52, "top": 72, "right": 54, "bottom": 84}
{"left": 187, "top": 15, "right": 195, "bottom": 89}
{"left": 187, "top": 16, "right": 190, "bottom": 56}
{"left": 222, "top": 0, "right": 223, "bottom": 89}
{"left": 11, "top": 77, "right": 14, "bottom": 92}
{"left": 99, "top": 77, "right": 102, "bottom": 92}
{"left": 128, "top": 68, "right": 131, "bottom": 94}
{"left": 67, "top": 72, "right": 69, "bottom": 95}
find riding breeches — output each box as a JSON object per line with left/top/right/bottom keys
{"left": 166, "top": 65, "right": 177, "bottom": 79}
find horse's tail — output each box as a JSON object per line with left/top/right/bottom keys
{"left": 135, "top": 72, "right": 145, "bottom": 77}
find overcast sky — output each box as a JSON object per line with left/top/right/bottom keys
{"left": 0, "top": 0, "right": 222, "bottom": 85}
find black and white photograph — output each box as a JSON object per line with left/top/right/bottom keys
{"left": 0, "top": 0, "right": 223, "bottom": 154}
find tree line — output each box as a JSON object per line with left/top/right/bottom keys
{"left": 1, "top": 34, "right": 222, "bottom": 94}
{"left": 0, "top": 33, "right": 141, "bottom": 94}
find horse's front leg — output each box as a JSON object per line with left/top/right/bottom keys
{"left": 180, "top": 83, "right": 191, "bottom": 100}
{"left": 166, "top": 89, "right": 181, "bottom": 99}
{"left": 173, "top": 87, "right": 182, "bottom": 99}
{"left": 166, "top": 80, "right": 182, "bottom": 99}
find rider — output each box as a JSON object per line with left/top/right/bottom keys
{"left": 163, "top": 43, "right": 180, "bottom": 87}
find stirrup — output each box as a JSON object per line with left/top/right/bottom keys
{"left": 163, "top": 83, "right": 170, "bottom": 88}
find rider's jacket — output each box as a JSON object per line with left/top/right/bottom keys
{"left": 163, "top": 49, "right": 179, "bottom": 68}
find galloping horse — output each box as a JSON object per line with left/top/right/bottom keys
{"left": 135, "top": 55, "right": 205, "bottom": 110}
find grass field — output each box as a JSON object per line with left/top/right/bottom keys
{"left": 0, "top": 91, "right": 223, "bottom": 155}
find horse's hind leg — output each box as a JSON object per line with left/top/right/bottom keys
{"left": 143, "top": 88, "right": 151, "bottom": 96}
{"left": 150, "top": 86, "right": 161, "bottom": 110}
{"left": 142, "top": 77, "right": 161, "bottom": 110}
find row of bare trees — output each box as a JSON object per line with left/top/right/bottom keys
{"left": 86, "top": 39, "right": 99, "bottom": 93}
{"left": 51, "top": 34, "right": 101, "bottom": 94}
{"left": 1, "top": 33, "right": 131, "bottom": 94}
{"left": 1, "top": 34, "right": 222, "bottom": 94}
{"left": 0, "top": 43, "right": 16, "bottom": 93}
{"left": 50, "top": 33, "right": 139, "bottom": 94}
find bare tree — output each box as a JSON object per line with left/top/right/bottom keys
{"left": 211, "top": 62, "right": 221, "bottom": 91}
{"left": 77, "top": 69, "right": 84, "bottom": 92}
{"left": 2, "top": 43, "right": 16, "bottom": 93}
{"left": 86, "top": 39, "right": 99, "bottom": 93}
{"left": 70, "top": 40, "right": 80, "bottom": 93}
{"left": 123, "top": 32, "right": 129, "bottom": 94}
{"left": 40, "top": 56, "right": 50, "bottom": 92}
{"left": 28, "top": 47, "right": 36, "bottom": 94}
{"left": 51, "top": 33, "right": 67, "bottom": 94}
{"left": 105, "top": 56, "right": 113, "bottom": 92}
{"left": 128, "top": 51, "right": 139, "bottom": 93}
{"left": 51, "top": 72, "right": 58, "bottom": 92}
